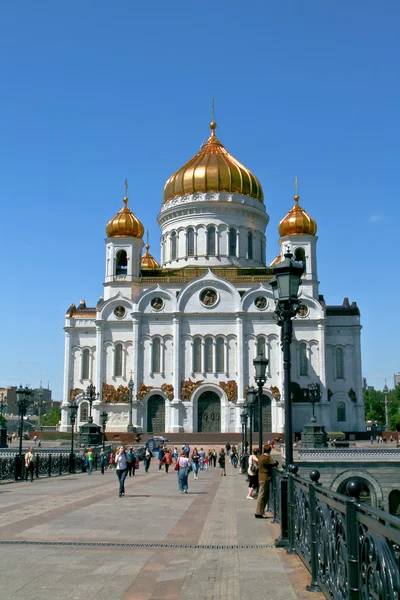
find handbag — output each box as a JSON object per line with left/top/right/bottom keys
{"left": 174, "top": 463, "right": 179, "bottom": 471}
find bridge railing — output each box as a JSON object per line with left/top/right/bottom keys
{"left": 270, "top": 467, "right": 400, "bottom": 599}
{"left": 0, "top": 452, "right": 103, "bottom": 481}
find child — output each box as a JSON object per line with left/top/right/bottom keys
{"left": 204, "top": 457, "right": 209, "bottom": 472}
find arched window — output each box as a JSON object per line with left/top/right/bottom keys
{"left": 216, "top": 338, "right": 224, "bottom": 373}
{"left": 299, "top": 342, "right": 308, "bottom": 376}
{"left": 193, "top": 338, "right": 201, "bottom": 373}
{"left": 207, "top": 226, "right": 216, "bottom": 255}
{"left": 152, "top": 338, "right": 161, "bottom": 373}
{"left": 336, "top": 347, "right": 344, "bottom": 379}
{"left": 187, "top": 227, "right": 195, "bottom": 256}
{"left": 82, "top": 349, "right": 90, "bottom": 380}
{"left": 229, "top": 228, "right": 236, "bottom": 257}
{"left": 248, "top": 232, "right": 253, "bottom": 259}
{"left": 205, "top": 339, "right": 213, "bottom": 373}
{"left": 389, "top": 490, "right": 400, "bottom": 518}
{"left": 114, "top": 343, "right": 123, "bottom": 377}
{"left": 170, "top": 232, "right": 177, "bottom": 261}
{"left": 257, "top": 338, "right": 266, "bottom": 359}
{"left": 337, "top": 401, "right": 346, "bottom": 422}
{"left": 294, "top": 248, "right": 306, "bottom": 271}
{"left": 116, "top": 250, "right": 127, "bottom": 275}
{"left": 80, "top": 402, "right": 88, "bottom": 422}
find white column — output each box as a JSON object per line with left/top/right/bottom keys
{"left": 194, "top": 230, "right": 198, "bottom": 257}
{"left": 216, "top": 228, "right": 220, "bottom": 256}
{"left": 236, "top": 229, "right": 240, "bottom": 257}
{"left": 317, "top": 321, "right": 327, "bottom": 402}
{"left": 201, "top": 339, "right": 205, "bottom": 375}
{"left": 236, "top": 313, "right": 245, "bottom": 401}
{"left": 169, "top": 314, "right": 183, "bottom": 432}
{"left": 224, "top": 340, "right": 229, "bottom": 377}
{"left": 161, "top": 339, "right": 165, "bottom": 376}
{"left": 95, "top": 323, "right": 103, "bottom": 400}
{"left": 149, "top": 340, "right": 153, "bottom": 375}
{"left": 60, "top": 327, "right": 72, "bottom": 431}
{"left": 111, "top": 346, "right": 115, "bottom": 379}
{"left": 212, "top": 339, "right": 217, "bottom": 375}
{"left": 132, "top": 315, "right": 141, "bottom": 428}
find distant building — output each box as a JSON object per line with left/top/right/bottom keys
{"left": 0, "top": 384, "right": 52, "bottom": 417}
{"left": 362, "top": 377, "right": 368, "bottom": 390}
{"left": 394, "top": 373, "right": 400, "bottom": 388}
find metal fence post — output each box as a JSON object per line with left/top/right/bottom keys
{"left": 345, "top": 480, "right": 361, "bottom": 600}
{"left": 48, "top": 454, "right": 52, "bottom": 477}
{"left": 306, "top": 470, "right": 321, "bottom": 592}
{"left": 35, "top": 456, "right": 39, "bottom": 479}
{"left": 275, "top": 474, "right": 289, "bottom": 547}
{"left": 287, "top": 465, "right": 298, "bottom": 555}
{"left": 59, "top": 454, "right": 62, "bottom": 475}
{"left": 271, "top": 467, "right": 279, "bottom": 524}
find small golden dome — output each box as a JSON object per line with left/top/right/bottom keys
{"left": 278, "top": 195, "right": 317, "bottom": 237}
{"left": 163, "top": 122, "right": 264, "bottom": 204}
{"left": 269, "top": 253, "right": 282, "bottom": 267}
{"left": 106, "top": 197, "right": 144, "bottom": 239}
{"left": 142, "top": 244, "right": 160, "bottom": 269}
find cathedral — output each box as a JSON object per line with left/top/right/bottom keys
{"left": 61, "top": 118, "right": 365, "bottom": 435}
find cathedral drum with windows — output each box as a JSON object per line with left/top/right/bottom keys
{"left": 61, "top": 119, "right": 365, "bottom": 434}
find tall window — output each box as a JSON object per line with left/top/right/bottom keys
{"left": 170, "top": 232, "right": 177, "bottom": 260}
{"left": 115, "top": 343, "right": 123, "bottom": 377}
{"left": 216, "top": 338, "right": 224, "bottom": 373}
{"left": 257, "top": 338, "right": 266, "bottom": 358}
{"left": 82, "top": 349, "right": 90, "bottom": 380}
{"left": 187, "top": 227, "right": 195, "bottom": 256}
{"left": 299, "top": 342, "right": 308, "bottom": 376}
{"left": 336, "top": 347, "right": 344, "bottom": 379}
{"left": 193, "top": 338, "right": 201, "bottom": 372}
{"left": 207, "top": 226, "right": 216, "bottom": 255}
{"left": 152, "top": 338, "right": 161, "bottom": 373}
{"left": 248, "top": 232, "right": 253, "bottom": 259}
{"left": 337, "top": 402, "right": 346, "bottom": 422}
{"left": 116, "top": 250, "right": 127, "bottom": 275}
{"left": 294, "top": 247, "right": 306, "bottom": 271}
{"left": 229, "top": 228, "right": 236, "bottom": 256}
{"left": 80, "top": 402, "right": 88, "bottom": 422}
{"left": 205, "top": 339, "right": 213, "bottom": 373}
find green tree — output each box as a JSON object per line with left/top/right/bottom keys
{"left": 363, "top": 389, "right": 385, "bottom": 424}
{"left": 0, "top": 415, "right": 7, "bottom": 427}
{"left": 41, "top": 405, "right": 61, "bottom": 426}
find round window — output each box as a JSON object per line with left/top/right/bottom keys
{"left": 200, "top": 289, "right": 218, "bottom": 307}
{"left": 151, "top": 297, "right": 164, "bottom": 311}
{"left": 297, "top": 305, "right": 309, "bottom": 318}
{"left": 114, "top": 306, "right": 126, "bottom": 319}
{"left": 254, "top": 296, "right": 268, "bottom": 310}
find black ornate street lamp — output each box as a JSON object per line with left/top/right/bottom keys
{"left": 69, "top": 401, "right": 78, "bottom": 472}
{"left": 240, "top": 410, "right": 247, "bottom": 453}
{"left": 35, "top": 381, "right": 46, "bottom": 430}
{"left": 101, "top": 411, "right": 108, "bottom": 450}
{"left": 83, "top": 383, "right": 99, "bottom": 424}
{"left": 271, "top": 249, "right": 304, "bottom": 549}
{"left": 127, "top": 375, "right": 134, "bottom": 433}
{"left": 246, "top": 387, "right": 257, "bottom": 454}
{"left": 270, "top": 249, "right": 304, "bottom": 470}
{"left": 15, "top": 385, "right": 32, "bottom": 479}
{"left": 383, "top": 381, "right": 389, "bottom": 431}
{"left": 307, "top": 383, "right": 321, "bottom": 422}
{"left": 0, "top": 392, "right": 8, "bottom": 449}
{"left": 253, "top": 353, "right": 269, "bottom": 451}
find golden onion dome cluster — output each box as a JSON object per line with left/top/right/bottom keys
{"left": 106, "top": 197, "right": 144, "bottom": 239}
{"left": 278, "top": 195, "right": 317, "bottom": 237}
{"left": 163, "top": 122, "right": 264, "bottom": 204}
{"left": 141, "top": 244, "right": 160, "bottom": 269}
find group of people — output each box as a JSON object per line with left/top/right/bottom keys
{"left": 246, "top": 445, "right": 278, "bottom": 519}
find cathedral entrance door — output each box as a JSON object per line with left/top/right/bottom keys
{"left": 198, "top": 392, "right": 221, "bottom": 433}
{"left": 147, "top": 395, "right": 165, "bottom": 433}
{"left": 253, "top": 395, "right": 272, "bottom": 433}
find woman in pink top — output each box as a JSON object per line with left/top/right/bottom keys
{"left": 177, "top": 450, "right": 190, "bottom": 494}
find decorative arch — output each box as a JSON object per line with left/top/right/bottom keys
{"left": 191, "top": 383, "right": 227, "bottom": 434}
{"left": 115, "top": 249, "right": 128, "bottom": 276}
{"left": 146, "top": 392, "right": 166, "bottom": 433}
{"left": 331, "top": 469, "right": 384, "bottom": 508}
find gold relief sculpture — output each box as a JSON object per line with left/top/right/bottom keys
{"left": 102, "top": 383, "right": 130, "bottom": 403}
{"left": 220, "top": 380, "right": 238, "bottom": 402}
{"left": 161, "top": 383, "right": 174, "bottom": 401}
{"left": 70, "top": 388, "right": 83, "bottom": 402}
{"left": 181, "top": 379, "right": 204, "bottom": 401}
{"left": 269, "top": 386, "right": 281, "bottom": 400}
{"left": 137, "top": 383, "right": 153, "bottom": 399}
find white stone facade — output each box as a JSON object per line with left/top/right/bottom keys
{"left": 61, "top": 171, "right": 365, "bottom": 435}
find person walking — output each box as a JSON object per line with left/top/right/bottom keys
{"left": 255, "top": 445, "right": 277, "bottom": 518}
{"left": 164, "top": 449, "right": 172, "bottom": 473}
{"left": 173, "top": 446, "right": 179, "bottom": 463}
{"left": 231, "top": 446, "right": 238, "bottom": 469}
{"left": 127, "top": 447, "right": 135, "bottom": 477}
{"left": 109, "top": 450, "right": 115, "bottom": 469}
{"left": 177, "top": 450, "right": 190, "bottom": 494}
{"left": 87, "top": 448, "right": 94, "bottom": 475}
{"left": 144, "top": 447, "right": 152, "bottom": 473}
{"left": 25, "top": 447, "right": 35, "bottom": 482}
{"left": 212, "top": 449, "right": 217, "bottom": 468}
{"left": 247, "top": 448, "right": 259, "bottom": 499}
{"left": 158, "top": 446, "right": 165, "bottom": 470}
{"left": 115, "top": 446, "right": 128, "bottom": 497}
{"left": 100, "top": 449, "right": 107, "bottom": 475}
{"left": 218, "top": 448, "right": 226, "bottom": 476}
{"left": 191, "top": 448, "right": 200, "bottom": 480}
{"left": 199, "top": 448, "right": 206, "bottom": 471}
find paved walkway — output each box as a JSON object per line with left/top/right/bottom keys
{"left": 0, "top": 460, "right": 324, "bottom": 600}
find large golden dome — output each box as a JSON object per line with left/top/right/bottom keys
{"left": 278, "top": 195, "right": 317, "bottom": 237}
{"left": 106, "top": 196, "right": 144, "bottom": 239}
{"left": 163, "top": 122, "right": 264, "bottom": 204}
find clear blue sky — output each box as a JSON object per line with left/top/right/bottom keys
{"left": 1, "top": 1, "right": 399, "bottom": 399}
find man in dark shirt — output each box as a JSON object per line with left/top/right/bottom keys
{"left": 255, "top": 444, "right": 276, "bottom": 519}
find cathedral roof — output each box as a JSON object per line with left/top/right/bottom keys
{"left": 106, "top": 196, "right": 144, "bottom": 239}
{"left": 163, "top": 121, "right": 264, "bottom": 204}
{"left": 278, "top": 195, "right": 317, "bottom": 237}
{"left": 141, "top": 244, "right": 160, "bottom": 269}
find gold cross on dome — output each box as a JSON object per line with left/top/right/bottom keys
{"left": 295, "top": 176, "right": 299, "bottom": 196}
{"left": 212, "top": 98, "right": 215, "bottom": 123}
{"left": 129, "top": 370, "right": 133, "bottom": 378}
{"left": 124, "top": 178, "right": 128, "bottom": 195}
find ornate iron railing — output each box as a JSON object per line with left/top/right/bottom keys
{"left": 270, "top": 467, "right": 400, "bottom": 599}
{"left": 0, "top": 452, "right": 103, "bottom": 481}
